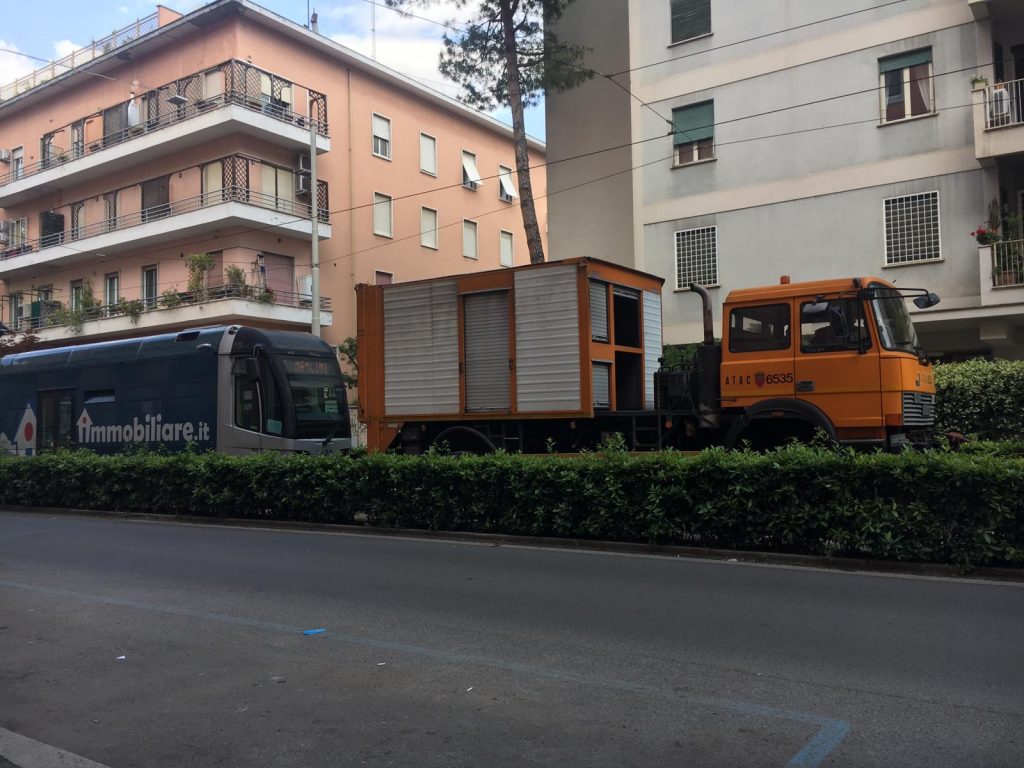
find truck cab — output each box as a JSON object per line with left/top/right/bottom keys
{"left": 717, "top": 276, "right": 938, "bottom": 450}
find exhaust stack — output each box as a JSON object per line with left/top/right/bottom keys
{"left": 688, "top": 283, "right": 715, "bottom": 345}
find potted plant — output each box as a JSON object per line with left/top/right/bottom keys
{"left": 971, "top": 74, "right": 989, "bottom": 89}
{"left": 159, "top": 287, "right": 183, "bottom": 308}
{"left": 973, "top": 227, "right": 1000, "bottom": 245}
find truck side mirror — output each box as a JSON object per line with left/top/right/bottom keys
{"left": 802, "top": 300, "right": 830, "bottom": 317}
{"left": 913, "top": 292, "right": 941, "bottom": 309}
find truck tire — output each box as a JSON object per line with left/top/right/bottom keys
{"left": 430, "top": 426, "right": 498, "bottom": 455}
{"left": 724, "top": 399, "right": 836, "bottom": 450}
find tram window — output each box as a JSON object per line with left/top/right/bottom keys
{"left": 233, "top": 359, "right": 260, "bottom": 432}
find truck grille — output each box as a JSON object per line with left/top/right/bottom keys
{"left": 902, "top": 391, "right": 935, "bottom": 427}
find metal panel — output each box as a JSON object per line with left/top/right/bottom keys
{"left": 590, "top": 280, "right": 608, "bottom": 342}
{"left": 384, "top": 281, "right": 459, "bottom": 415}
{"left": 515, "top": 264, "right": 581, "bottom": 412}
{"left": 643, "top": 290, "right": 662, "bottom": 410}
{"left": 592, "top": 362, "right": 611, "bottom": 409}
{"left": 464, "top": 291, "right": 510, "bottom": 412}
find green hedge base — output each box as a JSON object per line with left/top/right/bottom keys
{"left": 1, "top": 446, "right": 1021, "bottom": 569}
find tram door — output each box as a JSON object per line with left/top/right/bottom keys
{"left": 37, "top": 389, "right": 74, "bottom": 452}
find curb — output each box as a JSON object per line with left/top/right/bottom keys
{"left": 6, "top": 505, "right": 1023, "bottom": 582}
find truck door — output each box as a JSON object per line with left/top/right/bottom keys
{"left": 463, "top": 290, "right": 511, "bottom": 412}
{"left": 795, "top": 297, "right": 882, "bottom": 439}
{"left": 720, "top": 302, "right": 795, "bottom": 403}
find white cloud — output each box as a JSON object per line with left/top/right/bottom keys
{"left": 330, "top": 31, "right": 462, "bottom": 99}
{"left": 53, "top": 40, "right": 79, "bottom": 60}
{"left": 0, "top": 42, "right": 35, "bottom": 89}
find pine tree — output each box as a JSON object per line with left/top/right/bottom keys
{"left": 384, "top": 0, "right": 590, "bottom": 263}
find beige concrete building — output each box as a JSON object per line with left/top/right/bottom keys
{"left": 548, "top": 0, "right": 1024, "bottom": 359}
{"left": 0, "top": 0, "right": 545, "bottom": 348}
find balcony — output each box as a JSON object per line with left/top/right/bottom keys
{"left": 0, "top": 60, "right": 329, "bottom": 207}
{"left": 9, "top": 284, "right": 332, "bottom": 345}
{"left": 973, "top": 79, "right": 1024, "bottom": 162}
{"left": 0, "top": 154, "right": 330, "bottom": 280}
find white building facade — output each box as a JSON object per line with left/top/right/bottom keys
{"left": 547, "top": 0, "right": 1024, "bottom": 359}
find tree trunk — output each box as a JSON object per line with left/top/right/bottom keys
{"left": 499, "top": 0, "right": 545, "bottom": 264}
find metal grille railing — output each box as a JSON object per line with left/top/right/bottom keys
{"left": 0, "top": 13, "right": 160, "bottom": 101}
{"left": 0, "top": 60, "right": 329, "bottom": 187}
{"left": 993, "top": 239, "right": 1024, "bottom": 287}
{"left": 0, "top": 179, "right": 330, "bottom": 261}
{"left": 985, "top": 79, "right": 1024, "bottom": 129}
{"left": 10, "top": 283, "right": 332, "bottom": 332}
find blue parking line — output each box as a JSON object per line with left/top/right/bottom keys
{"left": 1, "top": 578, "right": 850, "bottom": 766}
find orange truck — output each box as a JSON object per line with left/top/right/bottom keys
{"left": 356, "top": 258, "right": 940, "bottom": 453}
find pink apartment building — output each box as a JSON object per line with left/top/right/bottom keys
{"left": 0, "top": 0, "right": 546, "bottom": 349}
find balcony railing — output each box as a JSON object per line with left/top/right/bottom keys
{"left": 1, "top": 178, "right": 329, "bottom": 262}
{"left": 8, "top": 283, "right": 332, "bottom": 333}
{"left": 985, "top": 78, "right": 1024, "bottom": 130}
{"left": 993, "top": 240, "right": 1024, "bottom": 287}
{"left": 0, "top": 59, "right": 329, "bottom": 187}
{"left": 0, "top": 13, "right": 159, "bottom": 101}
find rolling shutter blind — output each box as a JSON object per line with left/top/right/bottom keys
{"left": 878, "top": 49, "right": 931, "bottom": 74}
{"left": 671, "top": 0, "right": 711, "bottom": 44}
{"left": 590, "top": 280, "right": 609, "bottom": 342}
{"left": 464, "top": 291, "right": 510, "bottom": 412}
{"left": 420, "top": 134, "right": 436, "bottom": 174}
{"left": 515, "top": 264, "right": 581, "bottom": 413}
{"left": 643, "top": 290, "right": 663, "bottom": 410}
{"left": 673, "top": 101, "right": 714, "bottom": 145}
{"left": 592, "top": 362, "right": 611, "bottom": 408}
{"left": 383, "top": 281, "right": 459, "bottom": 415}
{"left": 372, "top": 114, "right": 391, "bottom": 142}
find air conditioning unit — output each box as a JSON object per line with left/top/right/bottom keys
{"left": 296, "top": 152, "right": 312, "bottom": 173}
{"left": 298, "top": 274, "right": 313, "bottom": 298}
{"left": 0, "top": 149, "right": 10, "bottom": 163}
{"left": 295, "top": 172, "right": 311, "bottom": 196}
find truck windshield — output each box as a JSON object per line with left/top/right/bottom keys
{"left": 869, "top": 285, "right": 920, "bottom": 355}
{"left": 276, "top": 356, "right": 349, "bottom": 439}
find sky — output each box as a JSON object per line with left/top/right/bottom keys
{"left": 0, "top": 0, "right": 546, "bottom": 140}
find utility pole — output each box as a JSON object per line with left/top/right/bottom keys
{"left": 309, "top": 110, "right": 320, "bottom": 338}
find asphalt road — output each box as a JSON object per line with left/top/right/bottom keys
{"left": 0, "top": 511, "right": 1021, "bottom": 768}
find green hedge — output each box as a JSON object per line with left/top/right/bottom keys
{"left": 935, "top": 359, "right": 1024, "bottom": 439}
{"left": 1, "top": 447, "right": 1022, "bottom": 568}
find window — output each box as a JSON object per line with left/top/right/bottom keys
{"left": 801, "top": 299, "right": 871, "bottom": 353}
{"left": 8, "top": 217, "right": 27, "bottom": 249}
{"left": 373, "top": 192, "right": 393, "bottom": 237}
{"left": 498, "top": 165, "right": 518, "bottom": 202}
{"left": 375, "top": 270, "right": 394, "bottom": 286}
{"left": 11, "top": 147, "right": 23, "bottom": 180}
{"left": 670, "top": 0, "right": 711, "bottom": 44}
{"left": 673, "top": 101, "right": 714, "bottom": 165}
{"left": 201, "top": 67, "right": 225, "bottom": 102}
{"left": 372, "top": 113, "right": 391, "bottom": 159}
{"left": 884, "top": 191, "right": 940, "bottom": 265}
{"left": 233, "top": 359, "right": 261, "bottom": 432}
{"left": 462, "top": 220, "right": 478, "bottom": 259}
{"left": 104, "top": 273, "right": 119, "bottom": 307}
{"left": 9, "top": 293, "right": 21, "bottom": 330}
{"left": 70, "top": 280, "right": 84, "bottom": 311}
{"left": 462, "top": 150, "right": 482, "bottom": 190}
{"left": 674, "top": 225, "right": 717, "bottom": 288}
{"left": 420, "top": 133, "right": 437, "bottom": 175}
{"left": 729, "top": 304, "right": 791, "bottom": 353}
{"left": 142, "top": 266, "right": 158, "bottom": 309}
{"left": 261, "top": 164, "right": 294, "bottom": 211}
{"left": 499, "top": 230, "right": 514, "bottom": 267}
{"left": 141, "top": 176, "right": 170, "bottom": 222}
{"left": 421, "top": 207, "right": 438, "bottom": 249}
{"left": 879, "top": 49, "right": 933, "bottom": 123}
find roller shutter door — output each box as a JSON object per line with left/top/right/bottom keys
{"left": 643, "top": 290, "right": 663, "bottom": 409}
{"left": 464, "top": 291, "right": 510, "bottom": 412}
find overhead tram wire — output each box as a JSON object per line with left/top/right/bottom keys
{"left": 12, "top": 91, "right": 983, "bottom": 278}
{"left": 0, "top": 53, "right": 999, "bottom": 272}
{"left": 606, "top": 0, "right": 910, "bottom": 78}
